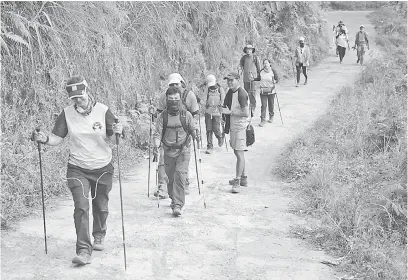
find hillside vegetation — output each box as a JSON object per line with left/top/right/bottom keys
{"left": 1, "top": 1, "right": 328, "bottom": 228}
{"left": 275, "top": 4, "right": 407, "bottom": 280}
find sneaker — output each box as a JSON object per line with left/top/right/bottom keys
{"left": 304, "top": 80, "right": 307, "bottom": 85}
{"left": 218, "top": 136, "right": 224, "bottom": 147}
{"left": 259, "top": 121, "right": 266, "bottom": 127}
{"left": 72, "top": 252, "right": 91, "bottom": 265}
{"left": 357, "top": 59, "right": 360, "bottom": 63}
{"left": 93, "top": 236, "right": 104, "bottom": 251}
{"left": 296, "top": 83, "right": 299, "bottom": 87}
{"left": 172, "top": 206, "right": 182, "bottom": 217}
{"left": 268, "top": 117, "right": 273, "bottom": 123}
{"left": 205, "top": 148, "right": 212, "bottom": 154}
{"left": 153, "top": 189, "right": 169, "bottom": 199}
{"left": 231, "top": 178, "right": 240, "bottom": 193}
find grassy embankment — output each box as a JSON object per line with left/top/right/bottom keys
{"left": 275, "top": 6, "right": 407, "bottom": 280}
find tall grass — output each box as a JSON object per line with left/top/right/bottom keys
{"left": 275, "top": 5, "right": 407, "bottom": 280}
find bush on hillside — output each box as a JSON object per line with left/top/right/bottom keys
{"left": 275, "top": 6, "right": 407, "bottom": 280}
{"left": 0, "top": 1, "right": 329, "bottom": 227}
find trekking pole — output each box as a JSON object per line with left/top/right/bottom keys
{"left": 192, "top": 135, "right": 201, "bottom": 195}
{"left": 221, "top": 119, "right": 228, "bottom": 152}
{"left": 196, "top": 138, "right": 207, "bottom": 209}
{"left": 153, "top": 152, "right": 160, "bottom": 208}
{"left": 198, "top": 112, "right": 203, "bottom": 149}
{"left": 114, "top": 118, "right": 127, "bottom": 270}
{"left": 273, "top": 81, "right": 283, "bottom": 125}
{"left": 291, "top": 58, "right": 297, "bottom": 86}
{"left": 147, "top": 98, "right": 153, "bottom": 197}
{"left": 32, "top": 128, "right": 48, "bottom": 254}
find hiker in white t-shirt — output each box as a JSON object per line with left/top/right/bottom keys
{"left": 253, "top": 59, "right": 279, "bottom": 127}
{"left": 31, "top": 75, "right": 123, "bottom": 266}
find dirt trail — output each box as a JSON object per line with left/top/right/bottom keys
{"left": 2, "top": 11, "right": 380, "bottom": 280}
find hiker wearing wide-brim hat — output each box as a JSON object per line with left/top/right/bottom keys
{"left": 243, "top": 44, "right": 256, "bottom": 53}
{"left": 31, "top": 75, "right": 124, "bottom": 265}
{"left": 294, "top": 36, "right": 311, "bottom": 87}
{"left": 239, "top": 41, "right": 261, "bottom": 118}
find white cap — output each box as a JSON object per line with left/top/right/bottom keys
{"left": 168, "top": 73, "right": 185, "bottom": 85}
{"left": 206, "top": 74, "right": 216, "bottom": 87}
{"left": 299, "top": 36, "right": 305, "bottom": 42}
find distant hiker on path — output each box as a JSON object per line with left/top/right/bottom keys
{"left": 253, "top": 59, "right": 279, "bottom": 126}
{"left": 354, "top": 25, "right": 370, "bottom": 65}
{"left": 222, "top": 72, "right": 250, "bottom": 193}
{"left": 294, "top": 36, "right": 311, "bottom": 87}
{"left": 239, "top": 41, "right": 261, "bottom": 118}
{"left": 153, "top": 87, "right": 198, "bottom": 217}
{"left": 153, "top": 73, "right": 199, "bottom": 199}
{"left": 336, "top": 25, "right": 350, "bottom": 63}
{"left": 204, "top": 74, "right": 225, "bottom": 154}
{"left": 334, "top": 21, "right": 348, "bottom": 56}
{"left": 31, "top": 75, "right": 124, "bottom": 266}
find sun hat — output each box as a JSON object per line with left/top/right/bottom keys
{"left": 168, "top": 73, "right": 185, "bottom": 85}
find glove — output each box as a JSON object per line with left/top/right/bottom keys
{"left": 113, "top": 122, "right": 123, "bottom": 135}
{"left": 153, "top": 146, "right": 159, "bottom": 159}
{"left": 31, "top": 129, "right": 48, "bottom": 144}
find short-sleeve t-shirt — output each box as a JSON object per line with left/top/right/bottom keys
{"left": 158, "top": 89, "right": 199, "bottom": 114}
{"left": 52, "top": 102, "right": 115, "bottom": 170}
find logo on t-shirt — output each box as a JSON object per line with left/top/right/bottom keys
{"left": 92, "top": 122, "right": 103, "bottom": 131}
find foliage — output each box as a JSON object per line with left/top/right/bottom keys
{"left": 322, "top": 1, "right": 393, "bottom": 11}
{"left": 1, "top": 1, "right": 328, "bottom": 227}
{"left": 275, "top": 6, "right": 407, "bottom": 280}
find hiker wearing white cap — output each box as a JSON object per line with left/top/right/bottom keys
{"left": 239, "top": 41, "right": 261, "bottom": 118}
{"left": 204, "top": 74, "right": 225, "bottom": 154}
{"left": 31, "top": 75, "right": 123, "bottom": 265}
{"left": 353, "top": 25, "right": 370, "bottom": 65}
{"left": 153, "top": 73, "right": 199, "bottom": 199}
{"left": 222, "top": 72, "right": 250, "bottom": 193}
{"left": 294, "top": 36, "right": 311, "bottom": 87}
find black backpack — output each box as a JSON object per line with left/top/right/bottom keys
{"left": 161, "top": 109, "right": 190, "bottom": 149}
{"left": 246, "top": 124, "right": 255, "bottom": 147}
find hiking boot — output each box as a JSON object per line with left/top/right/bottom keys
{"left": 229, "top": 176, "right": 247, "bottom": 187}
{"left": 172, "top": 206, "right": 181, "bottom": 217}
{"left": 154, "top": 189, "right": 169, "bottom": 199}
{"left": 72, "top": 252, "right": 91, "bottom": 265}
{"left": 304, "top": 80, "right": 307, "bottom": 85}
{"left": 205, "top": 148, "right": 212, "bottom": 154}
{"left": 231, "top": 178, "right": 240, "bottom": 193}
{"left": 185, "top": 187, "right": 190, "bottom": 195}
{"left": 357, "top": 58, "right": 360, "bottom": 63}
{"left": 218, "top": 136, "right": 224, "bottom": 147}
{"left": 268, "top": 117, "right": 273, "bottom": 123}
{"left": 93, "top": 236, "right": 104, "bottom": 251}
{"left": 259, "top": 120, "right": 266, "bottom": 127}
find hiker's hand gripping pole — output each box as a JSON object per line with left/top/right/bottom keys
{"left": 114, "top": 118, "right": 127, "bottom": 270}
{"left": 31, "top": 128, "right": 48, "bottom": 254}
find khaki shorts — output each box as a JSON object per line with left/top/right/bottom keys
{"left": 230, "top": 128, "right": 247, "bottom": 151}
{"left": 159, "top": 146, "right": 164, "bottom": 165}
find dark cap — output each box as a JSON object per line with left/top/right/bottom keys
{"left": 224, "top": 72, "right": 240, "bottom": 80}
{"left": 66, "top": 76, "right": 88, "bottom": 99}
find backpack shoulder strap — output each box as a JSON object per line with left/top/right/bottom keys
{"left": 181, "top": 89, "right": 188, "bottom": 107}
{"left": 161, "top": 110, "right": 168, "bottom": 142}
{"left": 179, "top": 109, "right": 188, "bottom": 134}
